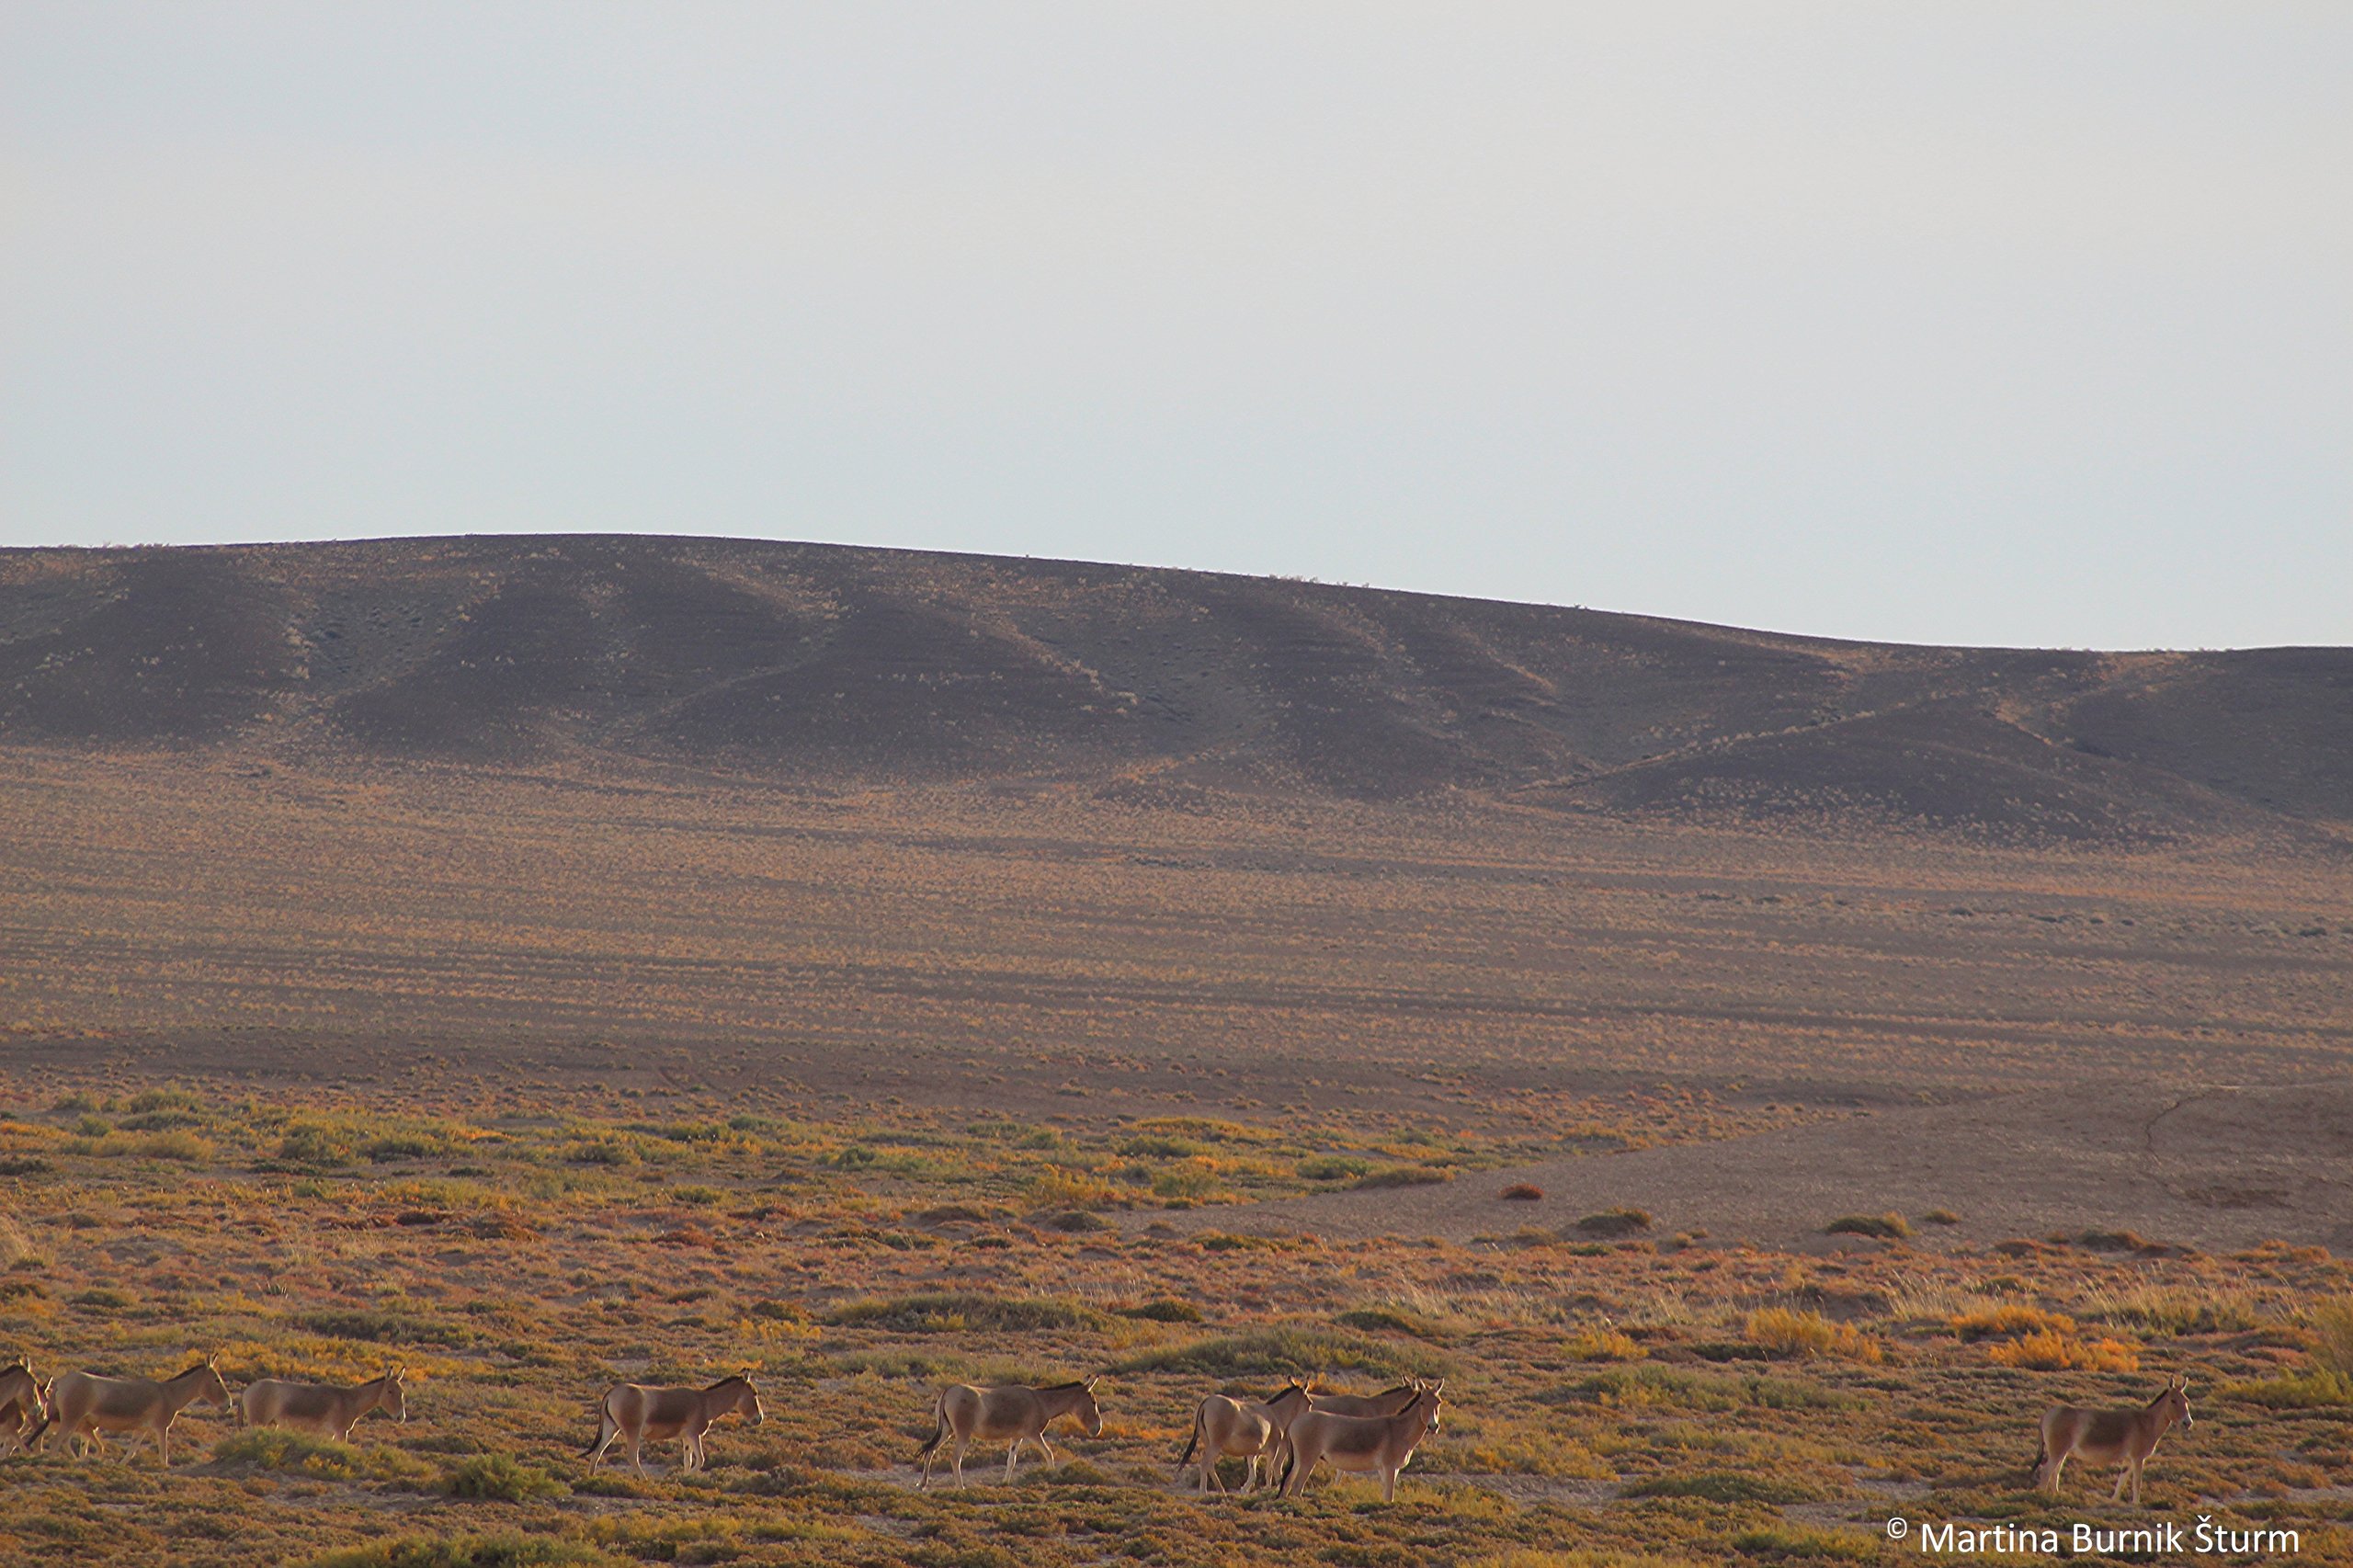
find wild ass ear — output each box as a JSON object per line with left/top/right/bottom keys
{"left": 1083, "top": 1374, "right": 1101, "bottom": 1390}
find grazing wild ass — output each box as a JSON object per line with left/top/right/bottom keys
{"left": 916, "top": 1377, "right": 1103, "bottom": 1489}
{"left": 1, "top": 1361, "right": 50, "bottom": 1456}
{"left": 2036, "top": 1376, "right": 2193, "bottom": 1505}
{"left": 37, "top": 1358, "right": 232, "bottom": 1464}
{"left": 239, "top": 1367, "right": 408, "bottom": 1440}
{"left": 1279, "top": 1380, "right": 1444, "bottom": 1501}
{"left": 583, "top": 1375, "right": 764, "bottom": 1474}
{"left": 1174, "top": 1380, "right": 1313, "bottom": 1494}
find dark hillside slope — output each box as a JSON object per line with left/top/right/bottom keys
{"left": 1, "top": 537, "right": 2346, "bottom": 842}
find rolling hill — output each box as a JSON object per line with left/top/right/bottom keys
{"left": 2, "top": 536, "right": 2347, "bottom": 844}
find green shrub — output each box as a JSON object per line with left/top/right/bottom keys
{"left": 1824, "top": 1213, "right": 1909, "bottom": 1240}
{"left": 2313, "top": 1295, "right": 2353, "bottom": 1380}
{"left": 1627, "top": 1471, "right": 1820, "bottom": 1505}
{"left": 364, "top": 1135, "right": 451, "bottom": 1163}
{"left": 279, "top": 1123, "right": 354, "bottom": 1166}
{"left": 213, "top": 1428, "right": 363, "bottom": 1479}
{"left": 1109, "top": 1324, "right": 1447, "bottom": 1381}
{"left": 1351, "top": 1165, "right": 1451, "bottom": 1190}
{"left": 1120, "top": 1134, "right": 1205, "bottom": 1159}
{"left": 441, "top": 1454, "right": 569, "bottom": 1503}
{"left": 821, "top": 1292, "right": 1106, "bottom": 1335}
{"left": 560, "top": 1135, "right": 640, "bottom": 1167}
{"left": 1336, "top": 1306, "right": 1452, "bottom": 1341}
{"left": 295, "top": 1308, "right": 472, "bottom": 1346}
{"left": 2227, "top": 1370, "right": 2353, "bottom": 1408}
{"left": 1297, "top": 1155, "right": 1372, "bottom": 1182}
{"left": 307, "top": 1535, "right": 618, "bottom": 1568}
{"left": 1574, "top": 1209, "right": 1654, "bottom": 1237}
{"left": 1557, "top": 1365, "right": 1847, "bottom": 1412}
{"left": 1116, "top": 1299, "right": 1203, "bottom": 1324}
{"left": 1150, "top": 1163, "right": 1222, "bottom": 1200}
{"left": 1733, "top": 1525, "right": 1881, "bottom": 1559}
{"left": 125, "top": 1086, "right": 203, "bottom": 1117}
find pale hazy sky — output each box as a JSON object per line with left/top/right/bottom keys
{"left": 4, "top": 3, "right": 2347, "bottom": 649}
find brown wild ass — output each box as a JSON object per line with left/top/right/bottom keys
{"left": 1264, "top": 1377, "right": 1426, "bottom": 1483}
{"left": 583, "top": 1375, "right": 764, "bottom": 1474}
{"left": 36, "top": 1358, "right": 232, "bottom": 1464}
{"left": 0, "top": 1361, "right": 50, "bottom": 1456}
{"left": 1279, "top": 1380, "right": 1444, "bottom": 1501}
{"left": 239, "top": 1367, "right": 408, "bottom": 1440}
{"left": 1174, "top": 1380, "right": 1313, "bottom": 1494}
{"left": 916, "top": 1378, "right": 1103, "bottom": 1489}
{"left": 2036, "top": 1376, "right": 2193, "bottom": 1505}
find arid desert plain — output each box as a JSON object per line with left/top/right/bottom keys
{"left": 3, "top": 539, "right": 2350, "bottom": 1567}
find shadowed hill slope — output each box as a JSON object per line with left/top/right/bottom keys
{"left": 2, "top": 536, "right": 2347, "bottom": 842}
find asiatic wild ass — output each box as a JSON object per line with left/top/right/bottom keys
{"left": 1174, "top": 1380, "right": 1313, "bottom": 1494}
{"left": 1264, "top": 1376, "right": 1426, "bottom": 1483}
{"left": 38, "top": 1358, "right": 232, "bottom": 1464}
{"left": 1279, "top": 1380, "right": 1444, "bottom": 1501}
{"left": 916, "top": 1377, "right": 1103, "bottom": 1489}
{"left": 239, "top": 1367, "right": 408, "bottom": 1440}
{"left": 2036, "top": 1376, "right": 2193, "bottom": 1506}
{"left": 583, "top": 1375, "right": 764, "bottom": 1474}
{"left": 0, "top": 1361, "right": 50, "bottom": 1456}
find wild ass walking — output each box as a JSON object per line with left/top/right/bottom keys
{"left": 1279, "top": 1380, "right": 1445, "bottom": 1502}
{"left": 0, "top": 1361, "right": 50, "bottom": 1456}
{"left": 583, "top": 1375, "right": 765, "bottom": 1474}
{"left": 1174, "top": 1381, "right": 1313, "bottom": 1494}
{"left": 239, "top": 1368, "right": 408, "bottom": 1440}
{"left": 916, "top": 1378, "right": 1103, "bottom": 1489}
{"left": 2035, "top": 1376, "right": 2193, "bottom": 1506}
{"left": 35, "top": 1358, "right": 232, "bottom": 1464}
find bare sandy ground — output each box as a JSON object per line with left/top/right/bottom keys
{"left": 1147, "top": 1083, "right": 2353, "bottom": 1254}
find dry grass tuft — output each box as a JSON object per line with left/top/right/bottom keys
{"left": 1951, "top": 1304, "right": 2075, "bottom": 1341}
{"left": 1986, "top": 1329, "right": 2140, "bottom": 1372}
{"left": 1745, "top": 1308, "right": 1883, "bottom": 1364}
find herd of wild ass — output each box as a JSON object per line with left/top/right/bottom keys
{"left": 0, "top": 1354, "right": 2196, "bottom": 1505}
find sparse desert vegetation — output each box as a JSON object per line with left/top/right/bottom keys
{"left": 3, "top": 542, "right": 2351, "bottom": 1564}
{"left": 3, "top": 1087, "right": 2351, "bottom": 1566}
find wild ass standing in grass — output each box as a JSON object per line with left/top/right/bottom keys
{"left": 916, "top": 1377, "right": 1103, "bottom": 1489}
{"left": 1174, "top": 1380, "right": 1313, "bottom": 1494}
{"left": 239, "top": 1367, "right": 408, "bottom": 1441}
{"left": 1279, "top": 1380, "right": 1444, "bottom": 1502}
{"left": 582, "top": 1375, "right": 764, "bottom": 1474}
{"left": 2035, "top": 1376, "right": 2193, "bottom": 1506}
{"left": 0, "top": 1361, "right": 50, "bottom": 1456}
{"left": 35, "top": 1358, "right": 232, "bottom": 1464}
{"left": 1263, "top": 1376, "right": 1427, "bottom": 1484}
